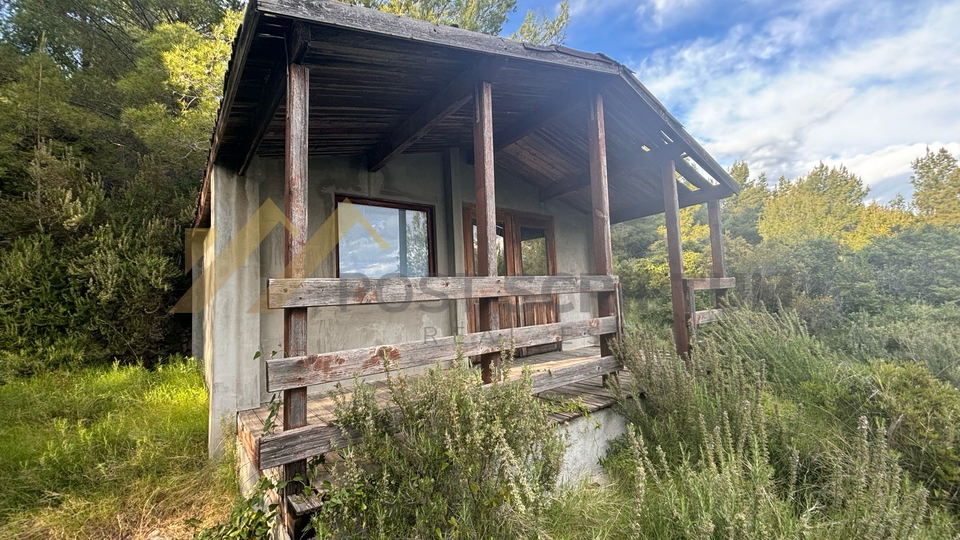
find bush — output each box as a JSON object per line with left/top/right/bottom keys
{"left": 605, "top": 324, "right": 959, "bottom": 539}
{"left": 311, "top": 353, "right": 565, "bottom": 540}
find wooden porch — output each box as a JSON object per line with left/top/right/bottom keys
{"left": 196, "top": 0, "right": 741, "bottom": 534}
{"left": 237, "top": 344, "right": 628, "bottom": 516}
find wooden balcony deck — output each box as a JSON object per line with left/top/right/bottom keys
{"left": 238, "top": 345, "right": 626, "bottom": 465}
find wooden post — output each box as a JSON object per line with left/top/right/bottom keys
{"left": 283, "top": 62, "right": 310, "bottom": 536}
{"left": 587, "top": 93, "right": 616, "bottom": 364}
{"left": 707, "top": 199, "right": 727, "bottom": 306}
{"left": 662, "top": 160, "right": 690, "bottom": 356}
{"left": 474, "top": 80, "right": 500, "bottom": 382}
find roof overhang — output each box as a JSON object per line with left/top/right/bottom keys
{"left": 195, "top": 0, "right": 738, "bottom": 227}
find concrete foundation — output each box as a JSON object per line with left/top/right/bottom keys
{"left": 557, "top": 408, "right": 628, "bottom": 485}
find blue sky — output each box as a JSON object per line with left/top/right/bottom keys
{"left": 504, "top": 0, "right": 960, "bottom": 201}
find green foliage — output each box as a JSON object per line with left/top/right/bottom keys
{"left": 311, "top": 353, "right": 564, "bottom": 539}
{"left": 912, "top": 148, "right": 960, "bottom": 225}
{"left": 194, "top": 476, "right": 279, "bottom": 540}
{"left": 758, "top": 163, "right": 870, "bottom": 246}
{"left": 510, "top": 1, "right": 569, "bottom": 45}
{"left": 0, "top": 146, "right": 188, "bottom": 372}
{"left": 861, "top": 225, "right": 960, "bottom": 304}
{"left": 0, "top": 358, "right": 235, "bottom": 539}
{"left": 834, "top": 303, "right": 960, "bottom": 389}
{"left": 722, "top": 161, "right": 769, "bottom": 244}
{"left": 602, "top": 316, "right": 960, "bottom": 539}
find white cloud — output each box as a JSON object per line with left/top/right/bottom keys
{"left": 633, "top": 0, "right": 960, "bottom": 200}
{"left": 569, "top": 0, "right": 708, "bottom": 28}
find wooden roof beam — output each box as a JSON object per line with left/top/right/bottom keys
{"left": 610, "top": 184, "right": 729, "bottom": 223}
{"left": 641, "top": 144, "right": 715, "bottom": 190}
{"left": 494, "top": 91, "right": 584, "bottom": 153}
{"left": 367, "top": 58, "right": 505, "bottom": 172}
{"left": 233, "top": 23, "right": 309, "bottom": 175}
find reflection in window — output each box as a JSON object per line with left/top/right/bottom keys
{"left": 520, "top": 227, "right": 548, "bottom": 276}
{"left": 472, "top": 220, "right": 507, "bottom": 276}
{"left": 337, "top": 199, "right": 431, "bottom": 277}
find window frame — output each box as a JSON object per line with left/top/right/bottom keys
{"left": 334, "top": 194, "right": 438, "bottom": 278}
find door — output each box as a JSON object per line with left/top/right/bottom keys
{"left": 463, "top": 207, "right": 559, "bottom": 357}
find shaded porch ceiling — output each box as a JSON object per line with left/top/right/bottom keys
{"left": 199, "top": 0, "right": 738, "bottom": 226}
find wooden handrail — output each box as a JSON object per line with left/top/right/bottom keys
{"left": 682, "top": 277, "right": 735, "bottom": 291}
{"left": 258, "top": 354, "right": 622, "bottom": 470}
{"left": 267, "top": 275, "right": 619, "bottom": 309}
{"left": 265, "top": 316, "right": 618, "bottom": 391}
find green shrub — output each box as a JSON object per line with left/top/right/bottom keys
{"left": 606, "top": 326, "right": 959, "bottom": 539}
{"left": 833, "top": 304, "right": 960, "bottom": 390}
{"left": 311, "top": 354, "right": 564, "bottom": 540}
{"left": 860, "top": 361, "right": 960, "bottom": 506}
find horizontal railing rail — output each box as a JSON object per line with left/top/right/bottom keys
{"left": 250, "top": 273, "right": 625, "bottom": 471}
{"left": 682, "top": 277, "right": 735, "bottom": 291}
{"left": 268, "top": 275, "right": 619, "bottom": 309}
{"left": 266, "top": 316, "right": 618, "bottom": 392}
{"left": 258, "top": 354, "right": 620, "bottom": 470}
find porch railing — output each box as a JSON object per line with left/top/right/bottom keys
{"left": 257, "top": 274, "right": 622, "bottom": 470}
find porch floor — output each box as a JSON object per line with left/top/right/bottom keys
{"left": 238, "top": 345, "right": 629, "bottom": 459}
{"left": 236, "top": 345, "right": 631, "bottom": 516}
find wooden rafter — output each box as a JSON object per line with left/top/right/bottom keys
{"left": 610, "top": 183, "right": 729, "bottom": 223}
{"left": 494, "top": 90, "right": 583, "bottom": 153}
{"left": 367, "top": 58, "right": 505, "bottom": 172}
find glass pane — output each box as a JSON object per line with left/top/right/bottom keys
{"left": 338, "top": 202, "right": 430, "bottom": 277}
{"left": 519, "top": 227, "right": 548, "bottom": 276}
{"left": 471, "top": 220, "right": 506, "bottom": 276}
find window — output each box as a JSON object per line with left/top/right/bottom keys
{"left": 336, "top": 196, "right": 435, "bottom": 278}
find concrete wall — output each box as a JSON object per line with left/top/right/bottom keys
{"left": 557, "top": 409, "right": 628, "bottom": 485}
{"left": 196, "top": 150, "right": 600, "bottom": 452}
{"left": 203, "top": 164, "right": 264, "bottom": 456}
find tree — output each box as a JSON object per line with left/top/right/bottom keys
{"left": 758, "top": 164, "right": 869, "bottom": 246}
{"left": 911, "top": 147, "right": 960, "bottom": 226}
{"left": 511, "top": 1, "right": 569, "bottom": 45}
{"left": 722, "top": 161, "right": 769, "bottom": 245}
{"left": 342, "top": 0, "right": 569, "bottom": 44}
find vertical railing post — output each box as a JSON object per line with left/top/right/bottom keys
{"left": 587, "top": 92, "right": 617, "bottom": 366}
{"left": 474, "top": 80, "right": 500, "bottom": 383}
{"left": 707, "top": 199, "right": 727, "bottom": 307}
{"left": 283, "top": 61, "right": 310, "bottom": 536}
{"left": 662, "top": 160, "right": 690, "bottom": 357}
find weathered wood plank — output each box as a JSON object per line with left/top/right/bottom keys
{"left": 611, "top": 184, "right": 731, "bottom": 223}
{"left": 282, "top": 60, "right": 310, "bottom": 535}
{"left": 682, "top": 277, "right": 736, "bottom": 291}
{"left": 267, "top": 275, "right": 619, "bottom": 308}
{"left": 662, "top": 159, "right": 690, "bottom": 356}
{"left": 259, "top": 355, "right": 622, "bottom": 469}
{"left": 236, "top": 55, "right": 287, "bottom": 175}
{"left": 261, "top": 422, "right": 357, "bottom": 470}
{"left": 266, "top": 316, "right": 618, "bottom": 391}
{"left": 707, "top": 199, "right": 728, "bottom": 305}
{"left": 539, "top": 172, "right": 590, "bottom": 202}
{"left": 494, "top": 90, "right": 583, "bottom": 153}
{"left": 474, "top": 79, "right": 501, "bottom": 383}
{"left": 256, "top": 0, "right": 621, "bottom": 74}
{"left": 692, "top": 308, "right": 725, "bottom": 325}
{"left": 525, "top": 355, "right": 622, "bottom": 397}
{"left": 367, "top": 59, "right": 505, "bottom": 172}
{"left": 588, "top": 92, "right": 617, "bottom": 363}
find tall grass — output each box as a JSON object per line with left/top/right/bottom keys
{"left": 591, "top": 310, "right": 960, "bottom": 539}
{"left": 0, "top": 357, "right": 235, "bottom": 539}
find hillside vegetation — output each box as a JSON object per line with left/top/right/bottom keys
{"left": 0, "top": 0, "right": 959, "bottom": 538}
